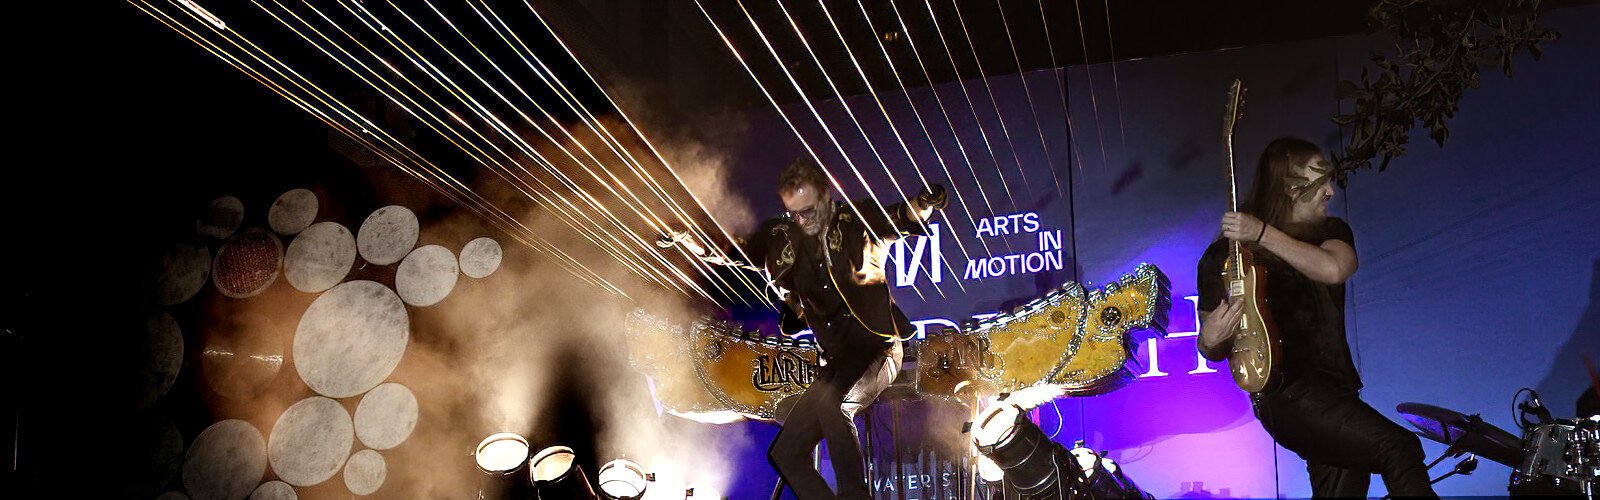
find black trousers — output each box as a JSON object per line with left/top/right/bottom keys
{"left": 768, "top": 320, "right": 886, "bottom": 500}
{"left": 1254, "top": 379, "right": 1437, "bottom": 498}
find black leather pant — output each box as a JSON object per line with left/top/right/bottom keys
{"left": 1254, "top": 379, "right": 1438, "bottom": 498}
{"left": 768, "top": 321, "right": 885, "bottom": 500}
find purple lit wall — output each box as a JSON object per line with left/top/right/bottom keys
{"left": 713, "top": 6, "right": 1599, "bottom": 498}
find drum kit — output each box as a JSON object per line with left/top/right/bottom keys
{"left": 1397, "top": 391, "right": 1598, "bottom": 497}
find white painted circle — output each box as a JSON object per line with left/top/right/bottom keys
{"left": 343, "top": 449, "right": 387, "bottom": 495}
{"left": 138, "top": 312, "right": 184, "bottom": 410}
{"left": 354, "top": 383, "right": 418, "bottom": 450}
{"left": 268, "top": 396, "right": 355, "bottom": 487}
{"left": 458, "top": 237, "right": 502, "bottom": 278}
{"left": 213, "top": 228, "right": 283, "bottom": 299}
{"left": 268, "top": 189, "right": 319, "bottom": 236}
{"left": 151, "top": 243, "right": 210, "bottom": 306}
{"left": 356, "top": 206, "right": 418, "bottom": 266}
{"left": 396, "top": 245, "right": 458, "bottom": 307}
{"left": 284, "top": 221, "right": 356, "bottom": 293}
{"left": 249, "top": 481, "right": 297, "bottom": 500}
{"left": 198, "top": 196, "right": 245, "bottom": 240}
{"left": 182, "top": 419, "right": 267, "bottom": 500}
{"left": 293, "top": 280, "right": 409, "bottom": 398}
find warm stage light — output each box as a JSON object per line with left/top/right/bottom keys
{"left": 684, "top": 485, "right": 724, "bottom": 499}
{"left": 972, "top": 403, "right": 1064, "bottom": 495}
{"left": 530, "top": 445, "right": 598, "bottom": 499}
{"left": 475, "top": 432, "right": 530, "bottom": 476}
{"left": 976, "top": 455, "right": 1005, "bottom": 484}
{"left": 596, "top": 459, "right": 651, "bottom": 500}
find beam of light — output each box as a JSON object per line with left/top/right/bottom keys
{"left": 251, "top": 0, "right": 683, "bottom": 297}
{"left": 884, "top": 0, "right": 1022, "bottom": 255}
{"left": 803, "top": 0, "right": 979, "bottom": 294}
{"left": 263, "top": 0, "right": 705, "bottom": 299}
{"left": 770, "top": 0, "right": 953, "bottom": 298}
{"left": 915, "top": 0, "right": 1023, "bottom": 211}
{"left": 132, "top": 0, "right": 631, "bottom": 297}
{"left": 1037, "top": 0, "right": 1090, "bottom": 178}
{"left": 1069, "top": 0, "right": 1113, "bottom": 172}
{"left": 690, "top": 0, "right": 935, "bottom": 303}
{"left": 1099, "top": 0, "right": 1130, "bottom": 152}
{"left": 992, "top": 0, "right": 1066, "bottom": 200}
{"left": 944, "top": 0, "right": 1035, "bottom": 195}
{"left": 517, "top": 0, "right": 803, "bottom": 307}
{"left": 458, "top": 0, "right": 775, "bottom": 308}
{"left": 361, "top": 0, "right": 755, "bottom": 305}
{"left": 293, "top": 0, "right": 718, "bottom": 301}
{"left": 879, "top": 0, "right": 1001, "bottom": 224}
{"left": 848, "top": 0, "right": 999, "bottom": 259}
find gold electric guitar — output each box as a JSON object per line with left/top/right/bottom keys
{"left": 1222, "top": 79, "right": 1282, "bottom": 393}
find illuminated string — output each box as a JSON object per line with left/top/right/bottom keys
{"left": 1069, "top": 0, "right": 1112, "bottom": 171}
{"left": 134, "top": 0, "right": 629, "bottom": 296}
{"left": 515, "top": 0, "right": 783, "bottom": 307}
{"left": 262, "top": 0, "right": 705, "bottom": 297}
{"left": 880, "top": 0, "right": 1000, "bottom": 222}
{"left": 692, "top": 0, "right": 937, "bottom": 301}
{"left": 771, "top": 0, "right": 950, "bottom": 297}
{"left": 811, "top": 0, "right": 977, "bottom": 292}
{"left": 944, "top": 0, "right": 1034, "bottom": 195}
{"left": 1037, "top": 0, "right": 1090, "bottom": 177}
{"left": 366, "top": 0, "right": 757, "bottom": 304}
{"left": 991, "top": 0, "right": 1066, "bottom": 200}
{"left": 916, "top": 0, "right": 1022, "bottom": 211}
{"left": 1100, "top": 0, "right": 1129, "bottom": 152}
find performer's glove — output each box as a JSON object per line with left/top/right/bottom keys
{"left": 655, "top": 230, "right": 688, "bottom": 249}
{"left": 915, "top": 184, "right": 949, "bottom": 211}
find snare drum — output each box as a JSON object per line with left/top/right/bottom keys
{"left": 1511, "top": 417, "right": 1599, "bottom": 496}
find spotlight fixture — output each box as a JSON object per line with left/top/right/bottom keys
{"left": 596, "top": 459, "right": 652, "bottom": 500}
{"left": 475, "top": 432, "right": 531, "bottom": 476}
{"left": 1068, "top": 442, "right": 1153, "bottom": 500}
{"left": 973, "top": 404, "right": 1066, "bottom": 496}
{"left": 685, "top": 485, "right": 724, "bottom": 499}
{"left": 529, "top": 445, "right": 598, "bottom": 500}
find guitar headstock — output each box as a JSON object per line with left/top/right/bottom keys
{"left": 1224, "top": 78, "right": 1246, "bottom": 137}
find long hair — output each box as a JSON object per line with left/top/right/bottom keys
{"left": 1241, "top": 137, "right": 1323, "bottom": 230}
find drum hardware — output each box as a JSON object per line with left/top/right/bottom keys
{"left": 1397, "top": 402, "right": 1523, "bottom": 467}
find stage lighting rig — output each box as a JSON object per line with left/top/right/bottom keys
{"left": 596, "top": 459, "right": 652, "bottom": 500}
{"left": 530, "top": 445, "right": 598, "bottom": 500}
{"left": 971, "top": 404, "right": 1154, "bottom": 499}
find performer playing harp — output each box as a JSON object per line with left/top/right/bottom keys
{"left": 659, "top": 158, "right": 946, "bottom": 499}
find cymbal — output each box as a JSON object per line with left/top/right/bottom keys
{"left": 1396, "top": 402, "right": 1523, "bottom": 466}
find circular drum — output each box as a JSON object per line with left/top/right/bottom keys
{"left": 284, "top": 221, "right": 356, "bottom": 293}
{"left": 458, "top": 237, "right": 503, "bottom": 279}
{"left": 268, "top": 396, "right": 355, "bottom": 487}
{"left": 343, "top": 449, "right": 387, "bottom": 495}
{"left": 354, "top": 382, "right": 418, "bottom": 450}
{"left": 268, "top": 189, "right": 319, "bottom": 236}
{"left": 213, "top": 228, "right": 283, "bottom": 299}
{"left": 198, "top": 196, "right": 244, "bottom": 240}
{"left": 293, "top": 280, "right": 409, "bottom": 398}
{"left": 138, "top": 312, "right": 184, "bottom": 410}
{"left": 357, "top": 205, "right": 418, "bottom": 266}
{"left": 150, "top": 242, "right": 210, "bottom": 306}
{"left": 249, "top": 481, "right": 297, "bottom": 500}
{"left": 396, "top": 245, "right": 458, "bottom": 307}
{"left": 201, "top": 312, "right": 285, "bottom": 400}
{"left": 183, "top": 419, "right": 268, "bottom": 500}
{"left": 529, "top": 446, "right": 595, "bottom": 498}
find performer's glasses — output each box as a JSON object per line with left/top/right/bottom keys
{"left": 787, "top": 206, "right": 819, "bottom": 223}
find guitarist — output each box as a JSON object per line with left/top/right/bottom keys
{"left": 1195, "top": 137, "right": 1436, "bottom": 497}
{"left": 659, "top": 157, "right": 947, "bottom": 499}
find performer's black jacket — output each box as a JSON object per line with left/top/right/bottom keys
{"left": 716, "top": 198, "right": 929, "bottom": 356}
{"left": 1197, "top": 217, "right": 1363, "bottom": 392}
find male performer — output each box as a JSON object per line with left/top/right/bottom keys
{"left": 1196, "top": 137, "right": 1436, "bottom": 497}
{"left": 660, "top": 158, "right": 946, "bottom": 499}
